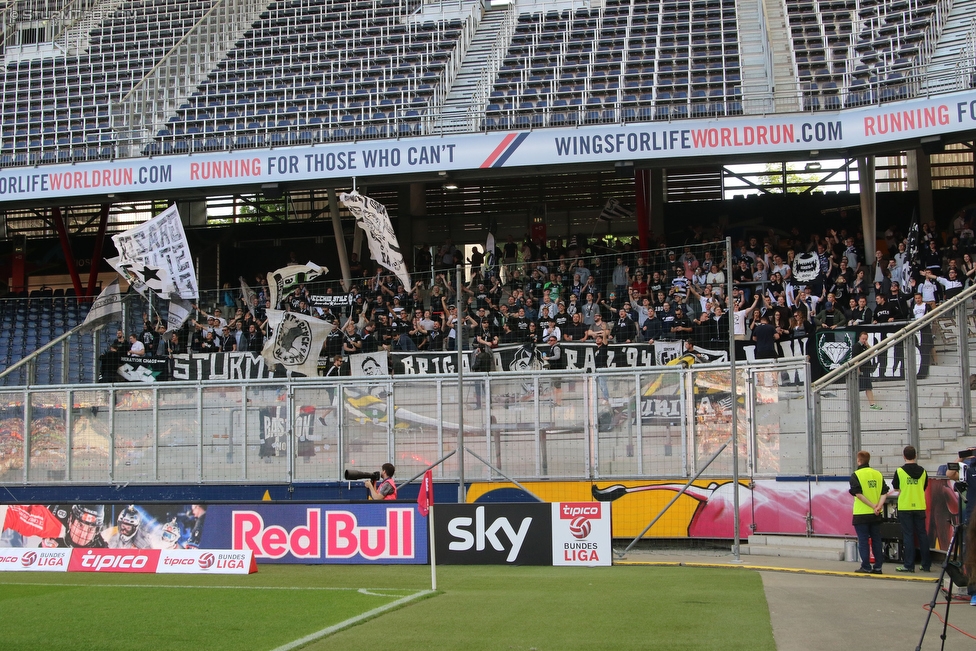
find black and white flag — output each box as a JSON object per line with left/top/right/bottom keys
{"left": 267, "top": 262, "right": 325, "bottom": 309}
{"left": 80, "top": 279, "right": 122, "bottom": 331}
{"left": 904, "top": 209, "right": 921, "bottom": 283}
{"left": 111, "top": 204, "right": 198, "bottom": 301}
{"left": 792, "top": 252, "right": 821, "bottom": 283}
{"left": 166, "top": 298, "right": 194, "bottom": 332}
{"left": 339, "top": 192, "right": 411, "bottom": 289}
{"left": 240, "top": 277, "right": 258, "bottom": 317}
{"left": 598, "top": 198, "right": 633, "bottom": 222}
{"left": 261, "top": 309, "right": 334, "bottom": 377}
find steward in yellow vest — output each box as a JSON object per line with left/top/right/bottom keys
{"left": 849, "top": 450, "right": 890, "bottom": 573}
{"left": 890, "top": 445, "right": 931, "bottom": 572}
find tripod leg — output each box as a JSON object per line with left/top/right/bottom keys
{"left": 915, "top": 563, "right": 951, "bottom": 651}
{"left": 938, "top": 587, "right": 952, "bottom": 651}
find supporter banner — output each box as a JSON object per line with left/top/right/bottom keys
{"left": 433, "top": 503, "right": 552, "bottom": 565}
{"left": 3, "top": 91, "right": 975, "bottom": 203}
{"left": 0, "top": 548, "right": 70, "bottom": 571}
{"left": 394, "top": 342, "right": 730, "bottom": 375}
{"left": 0, "top": 504, "right": 210, "bottom": 550}
{"left": 309, "top": 294, "right": 353, "bottom": 307}
{"left": 813, "top": 324, "right": 929, "bottom": 380}
{"left": 350, "top": 352, "right": 389, "bottom": 377}
{"left": 200, "top": 503, "right": 428, "bottom": 564}
{"left": 116, "top": 355, "right": 169, "bottom": 382}
{"left": 551, "top": 502, "right": 612, "bottom": 567}
{"left": 171, "top": 351, "right": 283, "bottom": 380}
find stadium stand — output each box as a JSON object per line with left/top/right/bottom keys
{"left": 784, "top": 0, "right": 950, "bottom": 109}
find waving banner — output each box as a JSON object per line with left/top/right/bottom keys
{"left": 111, "top": 204, "right": 198, "bottom": 301}
{"left": 267, "top": 262, "right": 325, "bottom": 309}
{"left": 339, "top": 192, "right": 411, "bottom": 289}
{"left": 80, "top": 279, "right": 123, "bottom": 331}
{"left": 261, "top": 309, "right": 334, "bottom": 377}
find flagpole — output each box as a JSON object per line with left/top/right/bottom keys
{"left": 429, "top": 504, "right": 437, "bottom": 591}
{"left": 456, "top": 264, "right": 466, "bottom": 503}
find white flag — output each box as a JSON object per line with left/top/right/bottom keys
{"left": 339, "top": 192, "right": 411, "bottom": 289}
{"left": 268, "top": 262, "right": 326, "bottom": 309}
{"left": 261, "top": 309, "right": 334, "bottom": 378}
{"left": 80, "top": 279, "right": 123, "bottom": 331}
{"left": 166, "top": 298, "right": 194, "bottom": 332}
{"left": 111, "top": 204, "right": 198, "bottom": 301}
{"left": 240, "top": 277, "right": 258, "bottom": 317}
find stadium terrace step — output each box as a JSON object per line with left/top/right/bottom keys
{"left": 741, "top": 535, "right": 847, "bottom": 561}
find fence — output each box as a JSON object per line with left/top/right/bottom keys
{"left": 0, "top": 357, "right": 808, "bottom": 486}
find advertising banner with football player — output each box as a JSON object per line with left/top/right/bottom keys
{"left": 0, "top": 504, "right": 209, "bottom": 550}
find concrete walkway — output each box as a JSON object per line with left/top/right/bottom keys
{"left": 615, "top": 549, "right": 973, "bottom": 650}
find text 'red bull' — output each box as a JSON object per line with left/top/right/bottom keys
{"left": 232, "top": 508, "right": 415, "bottom": 560}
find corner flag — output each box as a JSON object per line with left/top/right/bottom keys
{"left": 418, "top": 470, "right": 433, "bottom": 516}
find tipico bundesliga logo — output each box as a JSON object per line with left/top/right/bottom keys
{"left": 560, "top": 503, "right": 601, "bottom": 540}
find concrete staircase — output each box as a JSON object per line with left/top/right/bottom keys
{"left": 439, "top": 4, "right": 515, "bottom": 133}
{"left": 733, "top": 0, "right": 802, "bottom": 114}
{"left": 923, "top": 0, "right": 976, "bottom": 94}
{"left": 734, "top": 0, "right": 774, "bottom": 114}
{"left": 55, "top": 0, "right": 128, "bottom": 56}
{"left": 740, "top": 534, "right": 851, "bottom": 561}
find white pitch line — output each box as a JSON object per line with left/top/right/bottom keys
{"left": 0, "top": 581, "right": 416, "bottom": 593}
{"left": 269, "top": 589, "right": 435, "bottom": 651}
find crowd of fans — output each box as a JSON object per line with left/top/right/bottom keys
{"left": 99, "top": 214, "right": 976, "bottom": 379}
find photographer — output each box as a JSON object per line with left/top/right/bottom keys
{"left": 365, "top": 463, "right": 397, "bottom": 501}
{"left": 946, "top": 447, "right": 976, "bottom": 604}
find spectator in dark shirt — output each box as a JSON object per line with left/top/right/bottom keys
{"left": 751, "top": 315, "right": 779, "bottom": 359}
{"left": 612, "top": 308, "right": 637, "bottom": 343}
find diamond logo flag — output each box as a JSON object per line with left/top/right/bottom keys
{"left": 261, "top": 309, "right": 334, "bottom": 377}
{"left": 111, "top": 204, "right": 198, "bottom": 301}
{"left": 339, "top": 192, "right": 411, "bottom": 289}
{"left": 267, "top": 263, "right": 326, "bottom": 309}
{"left": 80, "top": 279, "right": 123, "bottom": 331}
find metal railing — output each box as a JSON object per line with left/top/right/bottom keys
{"left": 0, "top": 358, "right": 809, "bottom": 486}
{"left": 811, "top": 284, "right": 976, "bottom": 474}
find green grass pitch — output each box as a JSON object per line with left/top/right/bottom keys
{"left": 0, "top": 564, "right": 775, "bottom": 651}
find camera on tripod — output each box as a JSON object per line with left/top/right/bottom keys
{"left": 344, "top": 469, "right": 381, "bottom": 484}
